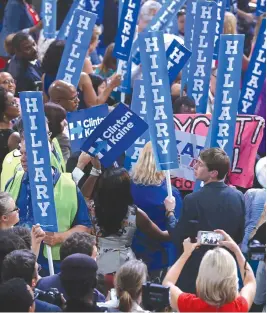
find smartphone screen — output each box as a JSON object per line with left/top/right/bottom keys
{"left": 197, "top": 231, "right": 224, "bottom": 245}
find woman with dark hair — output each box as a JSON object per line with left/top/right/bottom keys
{"left": 84, "top": 166, "right": 170, "bottom": 276}
{"left": 42, "top": 40, "right": 121, "bottom": 109}
{"left": 0, "top": 86, "right": 20, "bottom": 173}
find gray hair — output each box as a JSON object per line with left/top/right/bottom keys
{"left": 0, "top": 192, "right": 13, "bottom": 217}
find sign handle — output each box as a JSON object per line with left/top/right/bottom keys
{"left": 116, "top": 59, "right": 126, "bottom": 103}
{"left": 46, "top": 245, "right": 54, "bottom": 275}
{"left": 165, "top": 170, "right": 173, "bottom": 198}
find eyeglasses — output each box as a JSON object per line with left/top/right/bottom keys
{"left": 68, "top": 95, "right": 79, "bottom": 102}
{"left": 8, "top": 100, "right": 18, "bottom": 107}
{"left": 6, "top": 206, "right": 20, "bottom": 215}
{"left": 1, "top": 79, "right": 16, "bottom": 85}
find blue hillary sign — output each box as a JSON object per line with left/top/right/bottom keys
{"left": 124, "top": 80, "right": 150, "bottom": 170}
{"left": 81, "top": 103, "right": 148, "bottom": 167}
{"left": 238, "top": 18, "right": 266, "bottom": 114}
{"left": 187, "top": 0, "right": 217, "bottom": 113}
{"left": 118, "top": 58, "right": 132, "bottom": 94}
{"left": 87, "top": 0, "right": 104, "bottom": 24}
{"left": 166, "top": 39, "right": 192, "bottom": 85}
{"left": 256, "top": 0, "right": 266, "bottom": 16}
{"left": 139, "top": 31, "right": 179, "bottom": 171}
{"left": 43, "top": 0, "right": 57, "bottom": 39}
{"left": 114, "top": 0, "right": 141, "bottom": 61}
{"left": 210, "top": 35, "right": 244, "bottom": 161}
{"left": 56, "top": 9, "right": 97, "bottom": 88}
{"left": 57, "top": 0, "right": 88, "bottom": 40}
{"left": 181, "top": 0, "right": 198, "bottom": 94}
{"left": 132, "top": 0, "right": 187, "bottom": 65}
{"left": 67, "top": 104, "right": 109, "bottom": 152}
{"left": 20, "top": 92, "right": 58, "bottom": 232}
{"left": 213, "top": 0, "right": 227, "bottom": 60}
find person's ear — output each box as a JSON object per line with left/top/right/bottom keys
{"left": 210, "top": 170, "right": 219, "bottom": 179}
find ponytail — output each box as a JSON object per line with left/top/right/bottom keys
{"left": 118, "top": 290, "right": 133, "bottom": 312}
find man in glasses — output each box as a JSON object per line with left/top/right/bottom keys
{"left": 5, "top": 120, "right": 92, "bottom": 276}
{"left": 2, "top": 249, "right": 62, "bottom": 312}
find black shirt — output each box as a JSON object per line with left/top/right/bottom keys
{"left": 0, "top": 128, "right": 14, "bottom": 173}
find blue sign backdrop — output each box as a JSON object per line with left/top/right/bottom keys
{"left": 20, "top": 92, "right": 58, "bottom": 232}
{"left": 213, "top": 0, "right": 227, "bottom": 60}
{"left": 181, "top": 0, "right": 198, "bottom": 93}
{"left": 238, "top": 18, "right": 266, "bottom": 114}
{"left": 56, "top": 9, "right": 97, "bottom": 88}
{"left": 124, "top": 80, "right": 150, "bottom": 170}
{"left": 81, "top": 103, "right": 148, "bottom": 168}
{"left": 57, "top": 0, "right": 87, "bottom": 40}
{"left": 132, "top": 0, "right": 187, "bottom": 65}
{"left": 166, "top": 39, "right": 192, "bottom": 85}
{"left": 86, "top": 0, "right": 104, "bottom": 25}
{"left": 67, "top": 104, "right": 109, "bottom": 152}
{"left": 256, "top": 0, "right": 266, "bottom": 16}
{"left": 210, "top": 35, "right": 244, "bottom": 162}
{"left": 114, "top": 0, "right": 141, "bottom": 61}
{"left": 43, "top": 0, "right": 57, "bottom": 39}
{"left": 187, "top": 0, "right": 217, "bottom": 113}
{"left": 139, "top": 31, "right": 179, "bottom": 171}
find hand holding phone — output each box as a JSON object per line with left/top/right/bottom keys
{"left": 197, "top": 231, "right": 224, "bottom": 246}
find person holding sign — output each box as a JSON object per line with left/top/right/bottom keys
{"left": 164, "top": 148, "right": 245, "bottom": 293}
{"left": 5, "top": 121, "right": 92, "bottom": 274}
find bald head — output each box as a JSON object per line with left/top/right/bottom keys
{"left": 48, "top": 80, "right": 79, "bottom": 112}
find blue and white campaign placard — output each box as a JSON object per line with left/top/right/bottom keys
{"left": 124, "top": 80, "right": 150, "bottom": 170}
{"left": 158, "top": 0, "right": 179, "bottom": 35}
{"left": 113, "top": 0, "right": 141, "bottom": 61}
{"left": 187, "top": 0, "right": 217, "bottom": 114}
{"left": 132, "top": 0, "right": 187, "bottom": 65}
{"left": 171, "top": 130, "right": 206, "bottom": 182}
{"left": 67, "top": 104, "right": 109, "bottom": 152}
{"left": 181, "top": 0, "right": 198, "bottom": 93}
{"left": 238, "top": 18, "right": 266, "bottom": 114}
{"left": 139, "top": 31, "right": 179, "bottom": 171}
{"left": 56, "top": 9, "right": 97, "bottom": 88}
{"left": 213, "top": 0, "right": 227, "bottom": 60}
{"left": 43, "top": 0, "right": 57, "bottom": 39}
{"left": 81, "top": 103, "right": 148, "bottom": 168}
{"left": 20, "top": 92, "right": 58, "bottom": 232}
{"left": 210, "top": 35, "right": 244, "bottom": 161}
{"left": 87, "top": 0, "right": 104, "bottom": 25}
{"left": 256, "top": 0, "right": 266, "bottom": 16}
{"left": 166, "top": 39, "right": 192, "bottom": 85}
{"left": 119, "top": 57, "right": 132, "bottom": 94}
{"left": 57, "top": 0, "right": 87, "bottom": 40}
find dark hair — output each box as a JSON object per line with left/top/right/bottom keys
{"left": 15, "top": 117, "right": 24, "bottom": 136}
{"left": 0, "top": 278, "right": 34, "bottom": 312}
{"left": 172, "top": 96, "right": 195, "bottom": 114}
{"left": 99, "top": 43, "right": 116, "bottom": 73}
{"left": 42, "top": 40, "right": 65, "bottom": 76}
{"left": 200, "top": 148, "right": 230, "bottom": 180}
{"left": 60, "top": 232, "right": 95, "bottom": 261}
{"left": 2, "top": 249, "right": 37, "bottom": 286}
{"left": 89, "top": 74, "right": 106, "bottom": 95}
{"left": 0, "top": 86, "right": 8, "bottom": 121}
{"left": 6, "top": 227, "right": 32, "bottom": 250}
{"left": 93, "top": 167, "right": 133, "bottom": 236}
{"left": 44, "top": 102, "right": 66, "bottom": 138}
{"left": 0, "top": 231, "right": 28, "bottom": 281}
{"left": 0, "top": 191, "right": 13, "bottom": 217}
{"left": 12, "top": 32, "right": 32, "bottom": 51}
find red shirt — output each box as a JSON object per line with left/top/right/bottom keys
{"left": 178, "top": 293, "right": 249, "bottom": 312}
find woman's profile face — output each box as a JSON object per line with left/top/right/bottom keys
{"left": 5, "top": 92, "right": 20, "bottom": 120}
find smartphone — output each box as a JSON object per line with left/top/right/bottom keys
{"left": 110, "top": 288, "right": 117, "bottom": 301}
{"left": 197, "top": 231, "right": 224, "bottom": 246}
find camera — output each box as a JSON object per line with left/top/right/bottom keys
{"left": 142, "top": 282, "right": 170, "bottom": 311}
{"left": 34, "top": 288, "right": 63, "bottom": 307}
{"left": 248, "top": 240, "right": 266, "bottom": 261}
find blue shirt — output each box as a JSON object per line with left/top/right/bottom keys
{"left": 35, "top": 299, "right": 61, "bottom": 312}
{"left": 130, "top": 180, "right": 182, "bottom": 271}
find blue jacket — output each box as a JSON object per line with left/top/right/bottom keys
{"left": 0, "top": 0, "right": 35, "bottom": 57}
{"left": 131, "top": 180, "right": 182, "bottom": 271}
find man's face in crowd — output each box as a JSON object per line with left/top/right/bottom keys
{"left": 59, "top": 87, "right": 80, "bottom": 112}
{"left": 180, "top": 104, "right": 196, "bottom": 114}
{"left": 17, "top": 37, "right": 38, "bottom": 61}
{"left": 178, "top": 14, "right": 186, "bottom": 35}
{"left": 193, "top": 158, "right": 218, "bottom": 182}
{"left": 0, "top": 73, "right": 16, "bottom": 94}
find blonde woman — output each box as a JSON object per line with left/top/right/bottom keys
{"left": 130, "top": 142, "right": 182, "bottom": 281}
{"left": 99, "top": 260, "right": 148, "bottom": 312}
{"left": 163, "top": 230, "right": 256, "bottom": 312}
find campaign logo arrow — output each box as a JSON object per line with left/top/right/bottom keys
{"left": 69, "top": 122, "right": 83, "bottom": 140}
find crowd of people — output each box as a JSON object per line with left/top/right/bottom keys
{"left": 0, "top": 0, "right": 266, "bottom": 312}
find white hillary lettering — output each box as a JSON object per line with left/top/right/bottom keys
{"left": 216, "top": 139, "right": 228, "bottom": 149}
{"left": 218, "top": 107, "right": 231, "bottom": 120}
{"left": 29, "top": 115, "right": 37, "bottom": 130}
{"left": 44, "top": 15, "right": 52, "bottom": 27}
{"left": 77, "top": 15, "right": 91, "bottom": 30}
{"left": 241, "top": 100, "right": 252, "bottom": 113}
{"left": 218, "top": 123, "right": 229, "bottom": 137}
{"left": 192, "top": 93, "right": 202, "bottom": 106}
{"left": 32, "top": 150, "right": 44, "bottom": 165}
{"left": 45, "top": 2, "right": 52, "bottom": 13}
{"left": 121, "top": 35, "right": 129, "bottom": 47}
{"left": 201, "top": 6, "right": 212, "bottom": 19}
{"left": 158, "top": 139, "right": 170, "bottom": 154}
{"left": 159, "top": 10, "right": 168, "bottom": 24}
{"left": 154, "top": 105, "right": 167, "bottom": 120}
{"left": 225, "top": 40, "right": 238, "bottom": 54}
{"left": 122, "top": 21, "right": 131, "bottom": 35}
{"left": 37, "top": 202, "right": 49, "bottom": 217}
{"left": 75, "top": 30, "right": 84, "bottom": 44}
{"left": 247, "top": 75, "right": 259, "bottom": 89}
{"left": 199, "top": 35, "right": 208, "bottom": 48}
{"left": 152, "top": 89, "right": 164, "bottom": 103}
{"left": 244, "top": 88, "right": 255, "bottom": 101}
{"left": 156, "top": 123, "right": 169, "bottom": 137}
{"left": 70, "top": 44, "right": 80, "bottom": 58}
{"left": 169, "top": 47, "right": 184, "bottom": 66}
{"left": 125, "top": 8, "right": 134, "bottom": 22}
{"left": 202, "top": 20, "right": 209, "bottom": 34}
{"left": 193, "top": 79, "right": 204, "bottom": 91}
{"left": 90, "top": 0, "right": 99, "bottom": 11}
{"left": 36, "top": 185, "right": 49, "bottom": 200}
{"left": 140, "top": 100, "right": 146, "bottom": 115}
{"left": 223, "top": 74, "right": 234, "bottom": 88}
{"left": 194, "top": 64, "right": 205, "bottom": 77}
{"left": 31, "top": 133, "right": 42, "bottom": 148}
{"left": 197, "top": 50, "right": 206, "bottom": 62}
{"left": 252, "top": 62, "right": 263, "bottom": 75}
{"left": 66, "top": 59, "right": 76, "bottom": 73}
{"left": 150, "top": 54, "right": 159, "bottom": 69}
{"left": 145, "top": 37, "right": 159, "bottom": 52}
{"left": 34, "top": 167, "right": 47, "bottom": 182}
{"left": 63, "top": 73, "right": 73, "bottom": 84}
{"left": 257, "top": 49, "right": 266, "bottom": 62}
{"left": 26, "top": 98, "right": 38, "bottom": 113}
{"left": 150, "top": 71, "right": 162, "bottom": 86}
